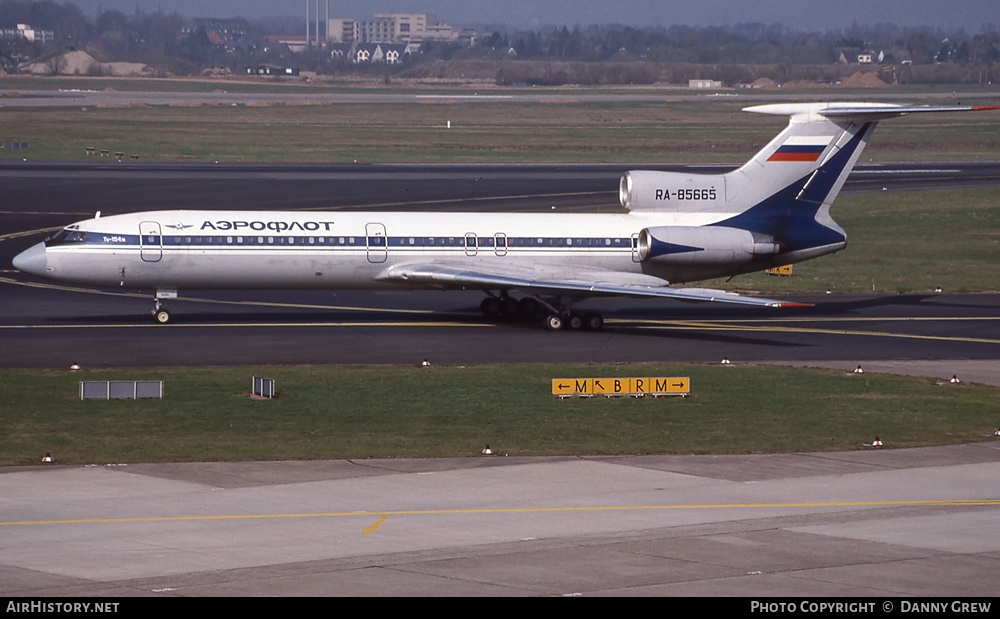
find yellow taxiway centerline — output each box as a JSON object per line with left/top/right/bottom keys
{"left": 625, "top": 319, "right": 1000, "bottom": 346}
{"left": 0, "top": 275, "right": 434, "bottom": 314}
{"left": 3, "top": 499, "right": 998, "bottom": 528}
{"left": 3, "top": 275, "right": 1000, "bottom": 344}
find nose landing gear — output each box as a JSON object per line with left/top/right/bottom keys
{"left": 151, "top": 289, "right": 178, "bottom": 325}
{"left": 152, "top": 300, "right": 171, "bottom": 324}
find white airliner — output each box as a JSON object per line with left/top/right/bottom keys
{"left": 12, "top": 102, "right": 997, "bottom": 329}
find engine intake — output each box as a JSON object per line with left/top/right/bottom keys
{"left": 620, "top": 170, "right": 724, "bottom": 211}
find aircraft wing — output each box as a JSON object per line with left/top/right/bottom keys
{"left": 376, "top": 262, "right": 807, "bottom": 308}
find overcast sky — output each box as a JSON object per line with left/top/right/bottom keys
{"left": 72, "top": 0, "right": 995, "bottom": 32}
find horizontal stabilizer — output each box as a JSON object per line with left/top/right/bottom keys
{"left": 745, "top": 102, "right": 1000, "bottom": 123}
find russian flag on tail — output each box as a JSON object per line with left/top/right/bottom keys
{"left": 768, "top": 135, "right": 833, "bottom": 162}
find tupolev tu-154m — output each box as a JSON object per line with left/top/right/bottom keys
{"left": 12, "top": 102, "right": 998, "bottom": 330}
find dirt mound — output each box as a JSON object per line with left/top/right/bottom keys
{"left": 20, "top": 50, "right": 152, "bottom": 77}
{"left": 838, "top": 71, "right": 888, "bottom": 87}
{"left": 748, "top": 77, "right": 779, "bottom": 89}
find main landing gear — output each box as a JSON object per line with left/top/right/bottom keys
{"left": 480, "top": 293, "right": 604, "bottom": 331}
{"left": 541, "top": 311, "right": 604, "bottom": 332}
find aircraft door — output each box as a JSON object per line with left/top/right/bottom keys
{"left": 139, "top": 221, "right": 163, "bottom": 262}
{"left": 464, "top": 233, "right": 478, "bottom": 257}
{"left": 494, "top": 233, "right": 507, "bottom": 257}
{"left": 366, "top": 222, "right": 387, "bottom": 263}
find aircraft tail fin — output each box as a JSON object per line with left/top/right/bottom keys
{"left": 620, "top": 102, "right": 997, "bottom": 266}
{"left": 728, "top": 102, "right": 998, "bottom": 210}
{"left": 621, "top": 102, "right": 998, "bottom": 214}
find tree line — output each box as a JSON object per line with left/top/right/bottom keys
{"left": 1, "top": 0, "right": 998, "bottom": 82}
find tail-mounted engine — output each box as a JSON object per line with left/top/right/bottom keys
{"left": 620, "top": 170, "right": 724, "bottom": 212}
{"left": 637, "top": 226, "right": 781, "bottom": 266}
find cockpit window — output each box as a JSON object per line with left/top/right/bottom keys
{"left": 48, "top": 229, "right": 88, "bottom": 243}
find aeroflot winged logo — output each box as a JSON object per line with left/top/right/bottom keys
{"left": 767, "top": 135, "right": 834, "bottom": 162}
{"left": 164, "top": 223, "right": 193, "bottom": 230}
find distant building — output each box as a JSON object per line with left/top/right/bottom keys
{"left": 0, "top": 24, "right": 54, "bottom": 45}
{"left": 327, "top": 13, "right": 467, "bottom": 52}
{"left": 262, "top": 34, "right": 308, "bottom": 54}
{"left": 246, "top": 64, "right": 300, "bottom": 76}
{"left": 328, "top": 19, "right": 359, "bottom": 44}
{"left": 689, "top": 79, "right": 722, "bottom": 88}
{"left": 328, "top": 42, "right": 353, "bottom": 60}
{"left": 181, "top": 19, "right": 247, "bottom": 48}
{"left": 353, "top": 43, "right": 409, "bottom": 64}
{"left": 836, "top": 48, "right": 886, "bottom": 65}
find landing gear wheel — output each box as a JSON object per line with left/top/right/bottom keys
{"left": 518, "top": 297, "right": 540, "bottom": 317}
{"left": 544, "top": 313, "right": 564, "bottom": 331}
{"left": 154, "top": 308, "right": 172, "bottom": 324}
{"left": 480, "top": 297, "right": 501, "bottom": 317}
{"left": 566, "top": 313, "right": 584, "bottom": 330}
{"left": 582, "top": 313, "right": 604, "bottom": 331}
{"left": 500, "top": 297, "right": 520, "bottom": 317}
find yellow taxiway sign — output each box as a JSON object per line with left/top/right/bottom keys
{"left": 552, "top": 377, "right": 690, "bottom": 397}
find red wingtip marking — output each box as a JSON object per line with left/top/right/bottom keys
{"left": 972, "top": 106, "right": 1000, "bottom": 111}
{"left": 776, "top": 302, "right": 814, "bottom": 308}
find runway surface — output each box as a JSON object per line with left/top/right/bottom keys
{"left": 4, "top": 284, "right": 1000, "bottom": 370}
{"left": 2, "top": 88, "right": 998, "bottom": 109}
{"left": 3, "top": 161, "right": 1000, "bottom": 369}
{"left": 3, "top": 443, "right": 998, "bottom": 596}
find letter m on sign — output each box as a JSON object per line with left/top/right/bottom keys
{"left": 574, "top": 379, "right": 590, "bottom": 394}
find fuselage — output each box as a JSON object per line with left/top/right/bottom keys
{"left": 16, "top": 208, "right": 824, "bottom": 292}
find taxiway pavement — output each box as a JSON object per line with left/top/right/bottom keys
{"left": 3, "top": 162, "right": 1000, "bottom": 369}
{"left": 3, "top": 443, "right": 998, "bottom": 596}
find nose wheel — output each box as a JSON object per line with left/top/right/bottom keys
{"left": 152, "top": 300, "right": 172, "bottom": 324}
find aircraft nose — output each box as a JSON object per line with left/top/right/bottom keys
{"left": 12, "top": 242, "right": 47, "bottom": 276}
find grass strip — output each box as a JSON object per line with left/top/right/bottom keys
{"left": 2, "top": 363, "right": 997, "bottom": 465}
{"left": 2, "top": 98, "right": 997, "bottom": 163}
{"left": 715, "top": 188, "right": 1000, "bottom": 295}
